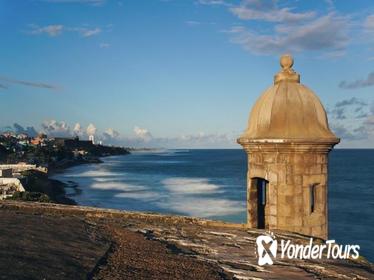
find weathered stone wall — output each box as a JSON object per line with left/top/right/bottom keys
{"left": 243, "top": 142, "right": 333, "bottom": 239}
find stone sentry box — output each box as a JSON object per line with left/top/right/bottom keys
{"left": 238, "top": 55, "right": 339, "bottom": 240}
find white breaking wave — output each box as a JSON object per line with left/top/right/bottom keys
{"left": 115, "top": 191, "right": 160, "bottom": 201}
{"left": 162, "top": 177, "right": 221, "bottom": 194}
{"left": 90, "top": 182, "right": 146, "bottom": 192}
{"left": 53, "top": 151, "right": 246, "bottom": 220}
{"left": 93, "top": 177, "right": 121, "bottom": 182}
{"left": 157, "top": 198, "right": 244, "bottom": 217}
{"left": 64, "top": 169, "right": 121, "bottom": 178}
{"left": 158, "top": 177, "right": 242, "bottom": 217}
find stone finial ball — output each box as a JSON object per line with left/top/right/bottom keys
{"left": 280, "top": 54, "right": 293, "bottom": 69}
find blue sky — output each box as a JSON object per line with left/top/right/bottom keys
{"left": 0, "top": 0, "right": 374, "bottom": 148}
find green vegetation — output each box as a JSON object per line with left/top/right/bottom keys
{"left": 18, "top": 170, "right": 76, "bottom": 205}
{"left": 7, "top": 191, "right": 51, "bottom": 203}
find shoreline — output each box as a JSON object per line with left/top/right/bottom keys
{"left": 47, "top": 151, "right": 158, "bottom": 206}
{"left": 48, "top": 155, "right": 120, "bottom": 205}
{"left": 49, "top": 159, "right": 103, "bottom": 205}
{"left": 13, "top": 154, "right": 128, "bottom": 206}
{"left": 48, "top": 157, "right": 103, "bottom": 175}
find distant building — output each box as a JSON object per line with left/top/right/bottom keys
{"left": 18, "top": 140, "right": 30, "bottom": 146}
{"left": 238, "top": 55, "right": 339, "bottom": 240}
{"left": 16, "top": 133, "right": 29, "bottom": 140}
{"left": 88, "top": 135, "right": 95, "bottom": 145}
{"left": 0, "top": 168, "right": 12, "bottom": 178}
{"left": 54, "top": 136, "right": 94, "bottom": 149}
{"left": 72, "top": 149, "right": 88, "bottom": 158}
{"left": 2, "top": 132, "right": 15, "bottom": 138}
{"left": 31, "top": 133, "right": 47, "bottom": 146}
{"left": 0, "top": 178, "right": 25, "bottom": 200}
{"left": 54, "top": 137, "right": 76, "bottom": 147}
{"left": 30, "top": 138, "right": 41, "bottom": 145}
{"left": 0, "top": 164, "right": 47, "bottom": 175}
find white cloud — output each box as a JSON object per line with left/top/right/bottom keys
{"left": 364, "top": 14, "right": 374, "bottom": 32}
{"left": 41, "top": 0, "right": 106, "bottom": 6}
{"left": 8, "top": 120, "right": 239, "bottom": 148}
{"left": 196, "top": 0, "right": 351, "bottom": 56}
{"left": 28, "top": 24, "right": 64, "bottom": 37}
{"left": 185, "top": 20, "right": 201, "bottom": 26}
{"left": 331, "top": 124, "right": 358, "bottom": 140}
{"left": 73, "top": 123, "right": 83, "bottom": 136}
{"left": 225, "top": 13, "right": 349, "bottom": 55}
{"left": 120, "top": 128, "right": 237, "bottom": 148}
{"left": 10, "top": 123, "right": 38, "bottom": 137}
{"left": 7, "top": 120, "right": 131, "bottom": 144}
{"left": 339, "top": 72, "right": 374, "bottom": 89}
{"left": 103, "top": 128, "right": 120, "bottom": 139}
{"left": 41, "top": 120, "right": 70, "bottom": 137}
{"left": 81, "top": 27, "right": 101, "bottom": 37}
{"left": 133, "top": 126, "right": 153, "bottom": 141}
{"left": 328, "top": 99, "right": 374, "bottom": 147}
{"left": 230, "top": 0, "right": 315, "bottom": 23}
{"left": 69, "top": 27, "right": 101, "bottom": 37}
{"left": 86, "top": 123, "right": 97, "bottom": 136}
{"left": 197, "top": 0, "right": 230, "bottom": 6}
{"left": 27, "top": 24, "right": 102, "bottom": 38}
{"left": 99, "top": 42, "right": 110, "bottom": 48}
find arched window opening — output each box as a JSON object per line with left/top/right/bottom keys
{"left": 253, "top": 178, "right": 268, "bottom": 229}
{"left": 310, "top": 184, "right": 318, "bottom": 213}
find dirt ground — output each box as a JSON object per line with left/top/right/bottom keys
{"left": 0, "top": 209, "right": 231, "bottom": 280}
{"left": 0, "top": 201, "right": 373, "bottom": 280}
{"left": 91, "top": 226, "right": 231, "bottom": 280}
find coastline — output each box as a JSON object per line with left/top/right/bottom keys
{"left": 12, "top": 155, "right": 123, "bottom": 206}
{"left": 46, "top": 150, "right": 158, "bottom": 206}
{"left": 15, "top": 169, "right": 77, "bottom": 205}
{"left": 48, "top": 157, "right": 103, "bottom": 174}
{"left": 47, "top": 156, "right": 113, "bottom": 205}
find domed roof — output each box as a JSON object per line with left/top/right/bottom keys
{"left": 238, "top": 55, "right": 339, "bottom": 144}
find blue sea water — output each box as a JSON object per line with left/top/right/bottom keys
{"left": 53, "top": 149, "right": 374, "bottom": 262}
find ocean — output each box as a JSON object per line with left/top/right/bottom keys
{"left": 53, "top": 149, "right": 374, "bottom": 262}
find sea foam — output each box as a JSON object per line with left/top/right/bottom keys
{"left": 162, "top": 177, "right": 221, "bottom": 194}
